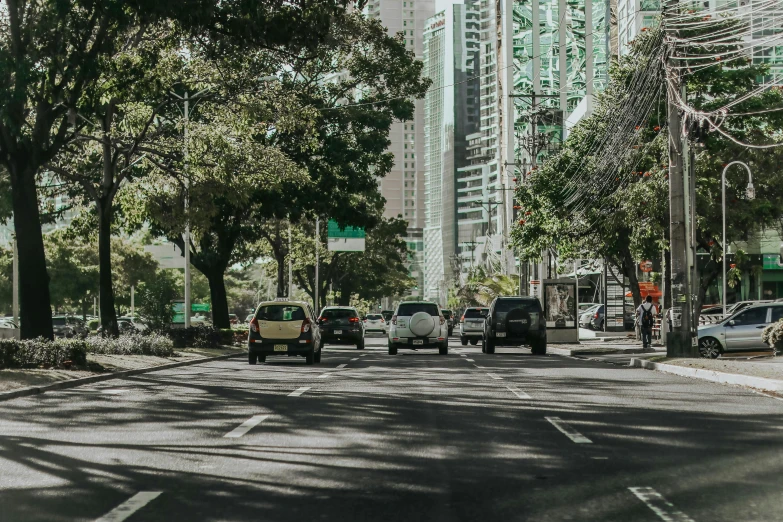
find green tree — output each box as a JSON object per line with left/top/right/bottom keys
{"left": 0, "top": 0, "right": 356, "bottom": 339}
{"left": 136, "top": 269, "right": 179, "bottom": 330}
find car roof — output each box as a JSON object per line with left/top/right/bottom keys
{"left": 258, "top": 300, "right": 309, "bottom": 307}
{"left": 398, "top": 301, "right": 438, "bottom": 305}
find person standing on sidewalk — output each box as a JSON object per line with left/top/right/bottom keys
{"left": 636, "top": 296, "right": 656, "bottom": 350}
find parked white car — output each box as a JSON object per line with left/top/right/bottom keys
{"left": 388, "top": 301, "right": 448, "bottom": 355}
{"left": 698, "top": 303, "right": 783, "bottom": 358}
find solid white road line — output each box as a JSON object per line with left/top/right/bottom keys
{"left": 289, "top": 387, "right": 311, "bottom": 397}
{"left": 505, "top": 385, "right": 531, "bottom": 399}
{"left": 95, "top": 491, "right": 162, "bottom": 522}
{"left": 336, "top": 364, "right": 348, "bottom": 369}
{"left": 487, "top": 373, "right": 502, "bottom": 380}
{"left": 466, "top": 358, "right": 475, "bottom": 362}
{"left": 224, "top": 415, "right": 270, "bottom": 438}
{"left": 545, "top": 417, "right": 592, "bottom": 444}
{"left": 628, "top": 487, "right": 694, "bottom": 522}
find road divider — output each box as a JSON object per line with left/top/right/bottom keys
{"left": 505, "top": 385, "right": 531, "bottom": 399}
{"left": 224, "top": 415, "right": 270, "bottom": 438}
{"left": 545, "top": 416, "right": 592, "bottom": 444}
{"left": 96, "top": 491, "right": 162, "bottom": 522}
{"left": 628, "top": 487, "right": 694, "bottom": 522}
{"left": 289, "top": 387, "right": 311, "bottom": 397}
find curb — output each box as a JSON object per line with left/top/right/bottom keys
{"left": 549, "top": 346, "right": 653, "bottom": 357}
{"left": 0, "top": 350, "right": 244, "bottom": 403}
{"left": 629, "top": 358, "right": 783, "bottom": 393}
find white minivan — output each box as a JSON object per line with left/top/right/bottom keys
{"left": 388, "top": 301, "right": 448, "bottom": 355}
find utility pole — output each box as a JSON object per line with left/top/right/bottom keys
{"left": 315, "top": 217, "right": 320, "bottom": 315}
{"left": 510, "top": 91, "right": 558, "bottom": 295}
{"left": 288, "top": 219, "right": 293, "bottom": 298}
{"left": 183, "top": 92, "right": 191, "bottom": 328}
{"left": 665, "top": 18, "right": 694, "bottom": 357}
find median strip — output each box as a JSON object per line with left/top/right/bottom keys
{"left": 224, "top": 415, "right": 270, "bottom": 438}
{"left": 95, "top": 491, "right": 162, "bottom": 522}
{"left": 545, "top": 416, "right": 592, "bottom": 444}
{"left": 289, "top": 387, "right": 311, "bottom": 397}
{"left": 628, "top": 487, "right": 694, "bottom": 522}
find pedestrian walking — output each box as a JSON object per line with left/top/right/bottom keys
{"left": 636, "top": 296, "right": 655, "bottom": 350}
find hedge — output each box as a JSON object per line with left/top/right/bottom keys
{"left": 0, "top": 338, "right": 87, "bottom": 369}
{"left": 85, "top": 333, "right": 173, "bottom": 357}
{"left": 162, "top": 325, "right": 226, "bottom": 349}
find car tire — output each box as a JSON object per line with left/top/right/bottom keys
{"left": 531, "top": 338, "right": 547, "bottom": 355}
{"left": 305, "top": 349, "right": 315, "bottom": 365}
{"left": 259, "top": 355, "right": 266, "bottom": 363}
{"left": 388, "top": 343, "right": 398, "bottom": 355}
{"left": 481, "top": 336, "right": 486, "bottom": 353}
{"left": 485, "top": 339, "right": 495, "bottom": 354}
{"left": 357, "top": 338, "right": 365, "bottom": 350}
{"left": 248, "top": 353, "right": 257, "bottom": 365}
{"left": 314, "top": 349, "right": 321, "bottom": 364}
{"left": 460, "top": 336, "right": 468, "bottom": 346}
{"left": 439, "top": 342, "right": 448, "bottom": 355}
{"left": 470, "top": 339, "right": 478, "bottom": 346}
{"left": 698, "top": 337, "right": 722, "bottom": 359}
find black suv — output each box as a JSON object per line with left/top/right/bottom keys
{"left": 318, "top": 306, "right": 365, "bottom": 349}
{"left": 482, "top": 296, "right": 546, "bottom": 355}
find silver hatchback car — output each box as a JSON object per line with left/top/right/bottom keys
{"left": 459, "top": 307, "right": 488, "bottom": 345}
{"left": 698, "top": 303, "right": 783, "bottom": 358}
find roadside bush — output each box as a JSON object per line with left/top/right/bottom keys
{"left": 762, "top": 319, "right": 783, "bottom": 353}
{"left": 219, "top": 329, "right": 236, "bottom": 346}
{"left": 85, "top": 333, "right": 174, "bottom": 357}
{"left": 162, "top": 325, "right": 222, "bottom": 349}
{"left": 0, "top": 338, "right": 88, "bottom": 369}
{"left": 87, "top": 319, "right": 100, "bottom": 331}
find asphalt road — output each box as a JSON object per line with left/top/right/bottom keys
{"left": 1, "top": 335, "right": 782, "bottom": 522}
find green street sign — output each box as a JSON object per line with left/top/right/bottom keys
{"left": 763, "top": 254, "right": 783, "bottom": 270}
{"left": 191, "top": 303, "right": 211, "bottom": 312}
{"left": 327, "top": 219, "right": 366, "bottom": 251}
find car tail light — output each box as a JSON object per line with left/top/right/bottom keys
{"left": 439, "top": 315, "right": 445, "bottom": 325}
{"left": 250, "top": 317, "right": 259, "bottom": 333}
{"left": 363, "top": 319, "right": 367, "bottom": 322}
{"left": 301, "top": 318, "right": 312, "bottom": 333}
{"left": 461, "top": 315, "right": 465, "bottom": 322}
{"left": 380, "top": 318, "right": 385, "bottom": 323}
{"left": 349, "top": 317, "right": 360, "bottom": 323}
{"left": 391, "top": 315, "right": 397, "bottom": 325}
{"left": 318, "top": 317, "right": 327, "bottom": 323}
{"left": 594, "top": 313, "right": 599, "bottom": 319}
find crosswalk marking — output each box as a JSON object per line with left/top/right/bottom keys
{"left": 95, "top": 491, "right": 162, "bottom": 522}
{"left": 629, "top": 487, "right": 694, "bottom": 522}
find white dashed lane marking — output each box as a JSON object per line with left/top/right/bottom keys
{"left": 487, "top": 373, "right": 502, "bottom": 380}
{"left": 317, "top": 374, "right": 330, "bottom": 379}
{"left": 460, "top": 354, "right": 467, "bottom": 357}
{"left": 350, "top": 358, "right": 359, "bottom": 361}
{"left": 336, "top": 364, "right": 348, "bottom": 369}
{"left": 95, "top": 491, "right": 162, "bottom": 522}
{"left": 289, "top": 387, "right": 311, "bottom": 397}
{"left": 224, "top": 415, "right": 270, "bottom": 438}
{"left": 628, "top": 487, "right": 694, "bottom": 522}
{"left": 466, "top": 358, "right": 475, "bottom": 362}
{"left": 545, "top": 416, "right": 592, "bottom": 444}
{"left": 505, "top": 385, "right": 531, "bottom": 399}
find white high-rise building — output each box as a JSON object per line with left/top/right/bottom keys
{"left": 366, "top": 0, "right": 437, "bottom": 297}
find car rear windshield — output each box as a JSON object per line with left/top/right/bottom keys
{"left": 494, "top": 299, "right": 540, "bottom": 314}
{"left": 52, "top": 317, "right": 66, "bottom": 326}
{"left": 396, "top": 303, "right": 439, "bottom": 317}
{"left": 321, "top": 308, "right": 357, "bottom": 320}
{"left": 441, "top": 310, "right": 452, "bottom": 318}
{"left": 366, "top": 314, "right": 382, "bottom": 320}
{"left": 256, "top": 305, "right": 306, "bottom": 322}
{"left": 464, "top": 308, "right": 487, "bottom": 318}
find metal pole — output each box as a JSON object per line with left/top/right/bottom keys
{"left": 12, "top": 239, "right": 18, "bottom": 324}
{"left": 721, "top": 161, "right": 754, "bottom": 317}
{"left": 93, "top": 297, "right": 97, "bottom": 318}
{"left": 130, "top": 285, "right": 135, "bottom": 320}
{"left": 315, "top": 217, "right": 320, "bottom": 315}
{"left": 288, "top": 219, "right": 293, "bottom": 298}
{"left": 184, "top": 92, "right": 191, "bottom": 328}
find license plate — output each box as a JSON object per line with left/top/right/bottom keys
{"left": 412, "top": 339, "right": 424, "bottom": 345}
{"left": 496, "top": 332, "right": 506, "bottom": 337}
{"left": 274, "top": 344, "right": 288, "bottom": 351}
{"left": 334, "top": 330, "right": 343, "bottom": 335}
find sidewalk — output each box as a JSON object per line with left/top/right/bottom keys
{"left": 0, "top": 347, "right": 243, "bottom": 401}
{"left": 630, "top": 354, "right": 783, "bottom": 395}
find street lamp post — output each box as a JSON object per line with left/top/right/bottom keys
{"left": 721, "top": 160, "right": 755, "bottom": 317}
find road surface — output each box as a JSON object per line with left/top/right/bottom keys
{"left": 1, "top": 335, "right": 782, "bottom": 521}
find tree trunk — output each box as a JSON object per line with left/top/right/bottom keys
{"left": 97, "top": 198, "right": 119, "bottom": 337}
{"left": 621, "top": 245, "right": 642, "bottom": 308}
{"left": 9, "top": 160, "right": 54, "bottom": 340}
{"left": 206, "top": 269, "right": 230, "bottom": 329}
{"left": 276, "top": 251, "right": 287, "bottom": 297}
